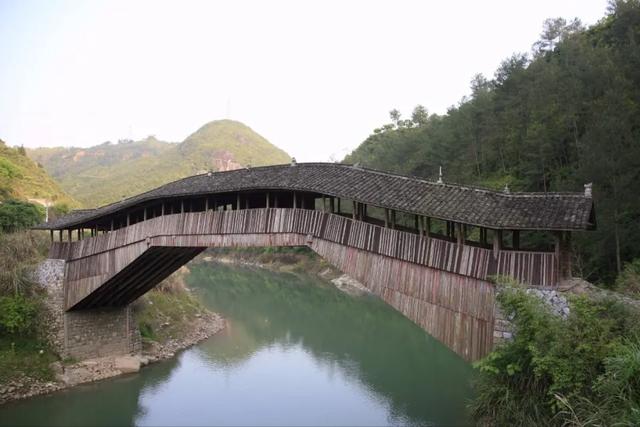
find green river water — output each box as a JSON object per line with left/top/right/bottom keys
{"left": 0, "top": 262, "right": 473, "bottom": 426}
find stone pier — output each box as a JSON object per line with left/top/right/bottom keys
{"left": 35, "top": 259, "right": 141, "bottom": 360}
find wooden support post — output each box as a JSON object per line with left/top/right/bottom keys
{"left": 110, "top": 219, "right": 114, "bottom": 231}
{"left": 213, "top": 198, "right": 217, "bottom": 210}
{"left": 415, "top": 215, "right": 419, "bottom": 233}
{"left": 322, "top": 195, "right": 326, "bottom": 212}
{"left": 181, "top": 200, "right": 185, "bottom": 214}
{"left": 513, "top": 230, "right": 520, "bottom": 250}
{"left": 418, "top": 215, "right": 423, "bottom": 236}
{"left": 384, "top": 209, "right": 389, "bottom": 228}
{"left": 337, "top": 198, "right": 341, "bottom": 213}
{"left": 455, "top": 223, "right": 463, "bottom": 246}
{"left": 67, "top": 229, "right": 72, "bottom": 241}
{"left": 391, "top": 210, "right": 396, "bottom": 229}
{"left": 144, "top": 208, "right": 147, "bottom": 221}
{"left": 127, "top": 213, "right": 130, "bottom": 227}
{"left": 555, "top": 231, "right": 572, "bottom": 281}
{"left": 426, "top": 217, "right": 431, "bottom": 237}
{"left": 59, "top": 230, "right": 62, "bottom": 242}
{"left": 77, "top": 229, "right": 81, "bottom": 240}
{"left": 293, "top": 192, "right": 297, "bottom": 209}
{"left": 493, "top": 230, "right": 503, "bottom": 259}
{"left": 266, "top": 192, "right": 270, "bottom": 208}
{"left": 161, "top": 203, "right": 165, "bottom": 216}
{"left": 205, "top": 197, "right": 209, "bottom": 211}
{"left": 329, "top": 197, "right": 335, "bottom": 213}
{"left": 245, "top": 198, "right": 249, "bottom": 209}
{"left": 301, "top": 196, "right": 305, "bottom": 210}
{"left": 50, "top": 229, "right": 54, "bottom": 242}
{"left": 352, "top": 201, "right": 357, "bottom": 220}
{"left": 274, "top": 194, "right": 278, "bottom": 208}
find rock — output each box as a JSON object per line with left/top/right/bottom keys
{"left": 50, "top": 361, "right": 64, "bottom": 376}
{"left": 114, "top": 356, "right": 141, "bottom": 374}
{"left": 137, "top": 356, "right": 149, "bottom": 366}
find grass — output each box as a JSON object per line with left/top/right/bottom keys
{"left": 134, "top": 287, "right": 207, "bottom": 344}
{"left": 0, "top": 335, "right": 57, "bottom": 383}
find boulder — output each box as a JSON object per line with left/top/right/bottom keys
{"left": 114, "top": 356, "right": 141, "bottom": 374}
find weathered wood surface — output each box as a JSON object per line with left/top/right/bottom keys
{"left": 50, "top": 208, "right": 558, "bottom": 286}
{"left": 48, "top": 208, "right": 558, "bottom": 361}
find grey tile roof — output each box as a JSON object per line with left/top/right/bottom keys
{"left": 36, "top": 163, "right": 595, "bottom": 231}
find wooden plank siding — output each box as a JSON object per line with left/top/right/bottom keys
{"left": 50, "top": 208, "right": 558, "bottom": 288}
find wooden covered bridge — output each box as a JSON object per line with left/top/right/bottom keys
{"left": 35, "top": 162, "right": 595, "bottom": 361}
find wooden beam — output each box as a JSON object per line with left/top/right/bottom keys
{"left": 455, "top": 223, "right": 463, "bottom": 246}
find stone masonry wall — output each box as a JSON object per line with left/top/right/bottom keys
{"left": 34, "top": 259, "right": 141, "bottom": 360}
{"left": 493, "top": 287, "right": 570, "bottom": 348}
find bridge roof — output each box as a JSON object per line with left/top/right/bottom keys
{"left": 36, "top": 163, "right": 595, "bottom": 231}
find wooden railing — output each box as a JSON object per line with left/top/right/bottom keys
{"left": 50, "top": 208, "right": 558, "bottom": 287}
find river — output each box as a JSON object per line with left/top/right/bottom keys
{"left": 0, "top": 262, "right": 473, "bottom": 426}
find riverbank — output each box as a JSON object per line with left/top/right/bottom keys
{"left": 0, "top": 264, "right": 225, "bottom": 406}
{"left": 198, "top": 247, "right": 371, "bottom": 297}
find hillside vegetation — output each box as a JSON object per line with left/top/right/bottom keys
{"left": 345, "top": 1, "right": 640, "bottom": 284}
{"left": 29, "top": 120, "right": 290, "bottom": 207}
{"left": 0, "top": 141, "right": 75, "bottom": 207}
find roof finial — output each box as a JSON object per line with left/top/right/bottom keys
{"left": 291, "top": 157, "right": 297, "bottom": 166}
{"left": 584, "top": 182, "right": 592, "bottom": 198}
{"left": 353, "top": 162, "right": 361, "bottom": 169}
{"left": 437, "top": 166, "right": 443, "bottom": 184}
{"left": 503, "top": 183, "right": 510, "bottom": 194}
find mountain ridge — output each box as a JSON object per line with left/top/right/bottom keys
{"left": 29, "top": 120, "right": 290, "bottom": 207}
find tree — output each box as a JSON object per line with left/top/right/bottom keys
{"left": 389, "top": 109, "right": 401, "bottom": 127}
{"left": 411, "top": 105, "right": 429, "bottom": 126}
{"left": 0, "top": 200, "right": 44, "bottom": 233}
{"left": 533, "top": 17, "right": 583, "bottom": 54}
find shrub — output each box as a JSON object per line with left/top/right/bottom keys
{"left": 470, "top": 278, "right": 640, "bottom": 426}
{"left": 616, "top": 258, "right": 640, "bottom": 297}
{"left": 0, "top": 294, "right": 39, "bottom": 334}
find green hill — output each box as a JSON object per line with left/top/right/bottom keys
{"left": 0, "top": 139, "right": 76, "bottom": 207}
{"left": 29, "top": 120, "right": 290, "bottom": 207}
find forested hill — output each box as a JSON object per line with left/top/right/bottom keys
{"left": 345, "top": 1, "right": 640, "bottom": 284}
{"left": 0, "top": 140, "right": 76, "bottom": 207}
{"left": 29, "top": 120, "right": 290, "bottom": 207}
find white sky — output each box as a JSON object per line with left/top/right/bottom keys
{"left": 0, "top": 0, "right": 608, "bottom": 162}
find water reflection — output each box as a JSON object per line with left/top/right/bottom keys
{"left": 0, "top": 262, "right": 472, "bottom": 426}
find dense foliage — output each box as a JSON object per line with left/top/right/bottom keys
{"left": 28, "top": 120, "right": 291, "bottom": 207}
{"left": 0, "top": 231, "right": 55, "bottom": 383}
{"left": 345, "top": 1, "right": 640, "bottom": 284}
{"left": 470, "top": 278, "right": 640, "bottom": 426}
{"left": 0, "top": 200, "right": 44, "bottom": 233}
